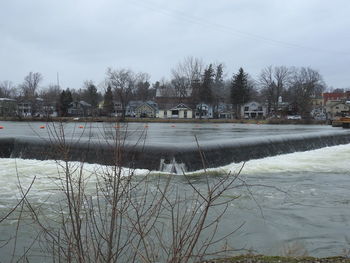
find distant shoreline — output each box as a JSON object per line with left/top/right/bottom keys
{"left": 0, "top": 116, "right": 327, "bottom": 125}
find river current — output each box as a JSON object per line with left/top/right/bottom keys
{"left": 0, "top": 143, "right": 350, "bottom": 260}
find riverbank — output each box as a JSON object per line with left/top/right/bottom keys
{"left": 208, "top": 255, "right": 350, "bottom": 263}
{"left": 0, "top": 116, "right": 327, "bottom": 125}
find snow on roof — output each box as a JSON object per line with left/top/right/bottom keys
{"left": 0, "top": 98, "right": 16, "bottom": 102}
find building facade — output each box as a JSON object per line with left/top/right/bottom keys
{"left": 241, "top": 101, "right": 267, "bottom": 119}
{"left": 158, "top": 103, "right": 193, "bottom": 119}
{"left": 0, "top": 98, "right": 17, "bottom": 117}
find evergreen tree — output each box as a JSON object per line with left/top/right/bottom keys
{"left": 197, "top": 64, "right": 214, "bottom": 118}
{"left": 212, "top": 64, "right": 224, "bottom": 118}
{"left": 214, "top": 64, "right": 224, "bottom": 86}
{"left": 103, "top": 85, "right": 114, "bottom": 116}
{"left": 200, "top": 64, "right": 214, "bottom": 104}
{"left": 231, "top": 68, "right": 250, "bottom": 118}
{"left": 85, "top": 83, "right": 99, "bottom": 108}
{"left": 59, "top": 88, "right": 73, "bottom": 117}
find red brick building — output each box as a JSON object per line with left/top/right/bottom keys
{"left": 322, "top": 92, "right": 350, "bottom": 104}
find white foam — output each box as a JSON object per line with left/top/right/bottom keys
{"left": 224, "top": 143, "right": 350, "bottom": 175}
{"left": 0, "top": 143, "right": 349, "bottom": 188}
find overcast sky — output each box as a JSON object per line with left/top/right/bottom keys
{"left": 1, "top": 0, "right": 350, "bottom": 91}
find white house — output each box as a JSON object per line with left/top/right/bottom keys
{"left": 158, "top": 103, "right": 193, "bottom": 119}
{"left": 241, "top": 101, "right": 267, "bottom": 119}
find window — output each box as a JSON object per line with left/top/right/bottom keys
{"left": 258, "top": 106, "right": 262, "bottom": 111}
{"left": 244, "top": 106, "right": 249, "bottom": 111}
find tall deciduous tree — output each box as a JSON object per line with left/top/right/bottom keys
{"left": 231, "top": 68, "right": 250, "bottom": 118}
{"left": 289, "top": 67, "right": 325, "bottom": 118}
{"left": 107, "top": 68, "right": 144, "bottom": 120}
{"left": 259, "top": 66, "right": 291, "bottom": 115}
{"left": 171, "top": 56, "right": 204, "bottom": 101}
{"left": 21, "top": 72, "right": 43, "bottom": 115}
{"left": 135, "top": 81, "right": 150, "bottom": 101}
{"left": 0, "top": 81, "right": 17, "bottom": 98}
{"left": 21, "top": 72, "right": 42, "bottom": 98}
{"left": 40, "top": 85, "right": 61, "bottom": 116}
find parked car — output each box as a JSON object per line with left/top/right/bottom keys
{"left": 287, "top": 115, "right": 302, "bottom": 120}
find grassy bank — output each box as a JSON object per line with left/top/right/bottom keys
{"left": 209, "top": 255, "right": 350, "bottom": 263}
{"left": 0, "top": 116, "right": 327, "bottom": 125}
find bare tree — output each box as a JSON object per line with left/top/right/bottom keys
{"left": 134, "top": 72, "right": 151, "bottom": 101}
{"left": 259, "top": 66, "right": 291, "bottom": 115}
{"left": 21, "top": 72, "right": 42, "bottom": 98}
{"left": 1, "top": 123, "right": 246, "bottom": 263}
{"left": 171, "top": 57, "right": 204, "bottom": 100}
{"left": 39, "top": 85, "right": 62, "bottom": 117}
{"left": 106, "top": 68, "right": 137, "bottom": 120}
{"left": 156, "top": 79, "right": 177, "bottom": 97}
{"left": 40, "top": 84, "right": 61, "bottom": 102}
{"left": 19, "top": 72, "right": 43, "bottom": 116}
{"left": 289, "top": 67, "right": 326, "bottom": 118}
{"left": 0, "top": 80, "right": 18, "bottom": 98}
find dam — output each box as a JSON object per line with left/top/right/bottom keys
{"left": 1, "top": 121, "right": 350, "bottom": 260}
{"left": 0, "top": 122, "right": 350, "bottom": 172}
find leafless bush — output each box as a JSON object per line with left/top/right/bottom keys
{"left": 1, "top": 122, "right": 247, "bottom": 262}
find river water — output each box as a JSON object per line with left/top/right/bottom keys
{"left": 0, "top": 121, "right": 343, "bottom": 144}
{"left": 1, "top": 142, "right": 350, "bottom": 260}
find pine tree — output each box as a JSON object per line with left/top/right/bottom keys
{"left": 200, "top": 64, "right": 214, "bottom": 104}
{"left": 214, "top": 64, "right": 224, "bottom": 86}
{"left": 212, "top": 64, "right": 224, "bottom": 118}
{"left": 197, "top": 64, "right": 214, "bottom": 118}
{"left": 59, "top": 88, "right": 73, "bottom": 117}
{"left": 231, "top": 68, "right": 250, "bottom": 118}
{"left": 86, "top": 83, "right": 98, "bottom": 108}
{"left": 103, "top": 85, "right": 114, "bottom": 116}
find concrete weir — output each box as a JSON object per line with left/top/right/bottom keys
{"left": 0, "top": 130, "right": 350, "bottom": 173}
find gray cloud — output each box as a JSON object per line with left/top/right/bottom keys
{"left": 1, "top": 0, "right": 350, "bottom": 90}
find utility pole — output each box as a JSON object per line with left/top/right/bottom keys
{"left": 57, "top": 72, "right": 60, "bottom": 88}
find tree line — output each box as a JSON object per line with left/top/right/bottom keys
{"left": 0, "top": 57, "right": 328, "bottom": 118}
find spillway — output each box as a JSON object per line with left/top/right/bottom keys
{"left": 1, "top": 128, "right": 350, "bottom": 172}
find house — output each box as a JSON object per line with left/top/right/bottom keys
{"left": 158, "top": 103, "right": 193, "bottom": 119}
{"left": 325, "top": 101, "right": 350, "bottom": 119}
{"left": 0, "top": 98, "right": 17, "bottom": 117}
{"left": 124, "top": 101, "right": 143, "bottom": 117}
{"left": 113, "top": 101, "right": 124, "bottom": 117}
{"left": 241, "top": 101, "right": 267, "bottom": 119}
{"left": 218, "top": 111, "right": 234, "bottom": 119}
{"left": 135, "top": 102, "right": 157, "bottom": 118}
{"left": 68, "top": 101, "right": 92, "bottom": 116}
{"left": 17, "top": 100, "right": 32, "bottom": 117}
{"left": 217, "top": 103, "right": 234, "bottom": 119}
{"left": 195, "top": 103, "right": 213, "bottom": 119}
{"left": 17, "top": 98, "right": 46, "bottom": 117}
